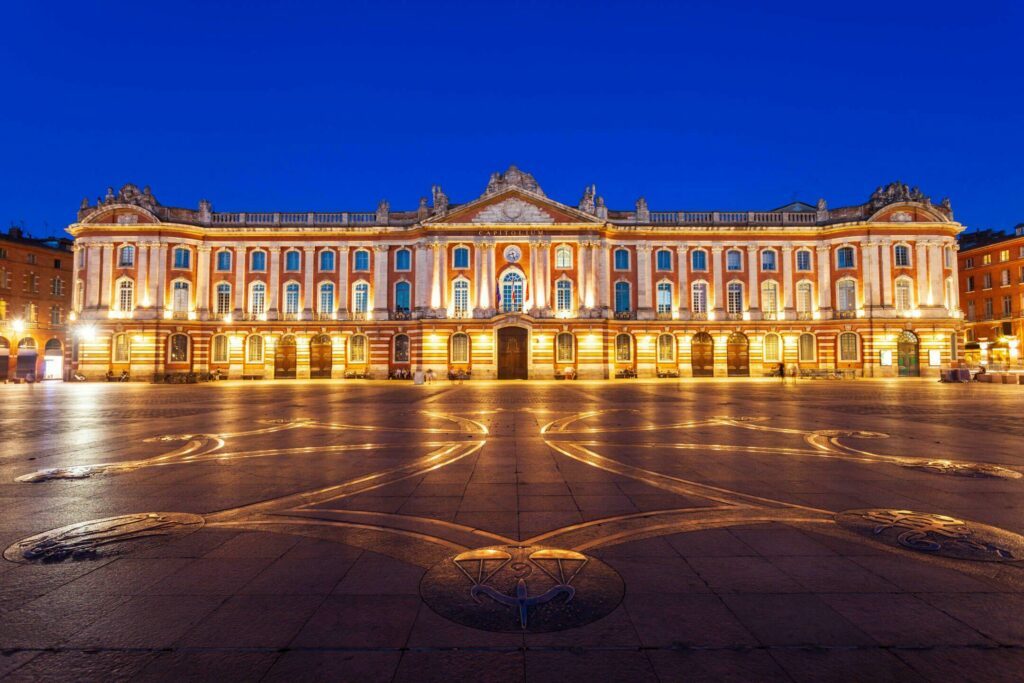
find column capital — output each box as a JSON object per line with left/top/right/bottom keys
{"left": 338, "top": 245, "right": 350, "bottom": 254}
{"left": 780, "top": 245, "right": 794, "bottom": 253}
{"left": 197, "top": 245, "right": 212, "bottom": 253}
{"left": 373, "top": 244, "right": 389, "bottom": 253}
{"left": 746, "top": 244, "right": 760, "bottom": 253}
{"left": 816, "top": 245, "right": 831, "bottom": 253}
{"left": 635, "top": 242, "right": 653, "bottom": 253}
{"left": 268, "top": 246, "right": 282, "bottom": 254}
{"left": 710, "top": 245, "right": 724, "bottom": 254}
{"left": 303, "top": 246, "right": 316, "bottom": 254}
{"left": 675, "top": 245, "right": 688, "bottom": 255}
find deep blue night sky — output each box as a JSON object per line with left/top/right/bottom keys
{"left": 1, "top": 1, "right": 1021, "bottom": 236}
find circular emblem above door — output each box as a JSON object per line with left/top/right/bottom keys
{"left": 504, "top": 246, "right": 522, "bottom": 263}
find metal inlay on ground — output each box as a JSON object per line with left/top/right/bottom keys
{"left": 905, "top": 460, "right": 1022, "bottom": 479}
{"left": 420, "top": 545, "right": 625, "bottom": 632}
{"left": 836, "top": 509, "right": 1024, "bottom": 562}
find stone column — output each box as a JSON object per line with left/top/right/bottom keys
{"left": 487, "top": 241, "right": 497, "bottom": 312}
{"left": 196, "top": 246, "right": 211, "bottom": 317}
{"left": 879, "top": 240, "right": 893, "bottom": 307}
{"left": 373, "top": 245, "right": 390, "bottom": 317}
{"left": 949, "top": 242, "right": 961, "bottom": 312}
{"left": 577, "top": 242, "right": 588, "bottom": 310}
{"left": 303, "top": 247, "right": 316, "bottom": 316}
{"left": 781, "top": 246, "right": 794, "bottom": 315}
{"left": 430, "top": 242, "right": 441, "bottom": 310}
{"left": 676, "top": 246, "right": 688, "bottom": 318}
{"left": 85, "top": 244, "right": 102, "bottom": 310}
{"left": 438, "top": 242, "right": 448, "bottom": 313}
{"left": 154, "top": 243, "right": 168, "bottom": 313}
{"left": 637, "top": 243, "right": 653, "bottom": 318}
{"left": 746, "top": 245, "right": 760, "bottom": 315}
{"left": 99, "top": 243, "right": 114, "bottom": 310}
{"left": 816, "top": 246, "right": 832, "bottom": 311}
{"left": 415, "top": 242, "right": 430, "bottom": 311}
{"left": 234, "top": 246, "right": 246, "bottom": 314}
{"left": 148, "top": 243, "right": 163, "bottom": 313}
{"left": 268, "top": 247, "right": 281, "bottom": 318}
{"left": 337, "top": 247, "right": 350, "bottom": 317}
{"left": 916, "top": 241, "right": 929, "bottom": 307}
{"left": 136, "top": 245, "right": 149, "bottom": 308}
{"left": 596, "top": 242, "right": 610, "bottom": 313}
{"left": 474, "top": 240, "right": 484, "bottom": 311}
{"left": 711, "top": 246, "right": 724, "bottom": 314}
{"left": 927, "top": 241, "right": 943, "bottom": 307}
{"left": 860, "top": 242, "right": 876, "bottom": 309}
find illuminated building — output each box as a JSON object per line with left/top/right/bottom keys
{"left": 958, "top": 225, "right": 1024, "bottom": 368}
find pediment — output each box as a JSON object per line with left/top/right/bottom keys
{"left": 426, "top": 188, "right": 602, "bottom": 226}
{"left": 81, "top": 204, "right": 160, "bottom": 225}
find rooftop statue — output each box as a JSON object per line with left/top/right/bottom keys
{"left": 484, "top": 165, "right": 545, "bottom": 197}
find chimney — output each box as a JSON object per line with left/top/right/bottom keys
{"left": 8, "top": 227, "right": 23, "bottom": 239}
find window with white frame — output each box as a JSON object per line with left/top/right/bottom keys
{"left": 216, "top": 251, "right": 231, "bottom": 271}
{"left": 761, "top": 281, "right": 778, "bottom": 316}
{"left": 657, "top": 334, "right": 674, "bottom": 362}
{"left": 453, "top": 279, "right": 469, "bottom": 316}
{"left": 656, "top": 249, "right": 672, "bottom": 271}
{"left": 112, "top": 333, "right": 130, "bottom": 363}
{"left": 836, "top": 246, "right": 855, "bottom": 269}
{"left": 555, "top": 246, "right": 572, "bottom": 269}
{"left": 168, "top": 334, "right": 189, "bottom": 363}
{"left": 763, "top": 333, "right": 781, "bottom": 362}
{"left": 614, "top": 281, "right": 630, "bottom": 312}
{"left": 284, "top": 283, "right": 300, "bottom": 315}
{"left": 838, "top": 332, "right": 859, "bottom": 361}
{"left": 319, "top": 250, "right": 335, "bottom": 271}
{"left": 284, "top": 250, "right": 301, "bottom": 272}
{"left": 836, "top": 279, "right": 856, "bottom": 311}
{"left": 395, "top": 248, "right": 411, "bottom": 271}
{"left": 691, "top": 249, "right": 708, "bottom": 271}
{"left": 395, "top": 281, "right": 411, "bottom": 311}
{"left": 615, "top": 333, "right": 632, "bottom": 362}
{"left": 894, "top": 244, "right": 911, "bottom": 267}
{"left": 319, "top": 283, "right": 335, "bottom": 313}
{"left": 393, "top": 334, "right": 410, "bottom": 363}
{"left": 353, "top": 249, "right": 370, "bottom": 271}
{"left": 726, "top": 282, "right": 743, "bottom": 314}
{"left": 501, "top": 271, "right": 524, "bottom": 313}
{"left": 895, "top": 279, "right": 913, "bottom": 311}
{"left": 656, "top": 281, "right": 672, "bottom": 314}
{"left": 246, "top": 335, "right": 263, "bottom": 363}
{"left": 450, "top": 333, "right": 469, "bottom": 364}
{"left": 726, "top": 249, "right": 742, "bottom": 271}
{"left": 613, "top": 248, "right": 630, "bottom": 270}
{"left": 349, "top": 334, "right": 367, "bottom": 363}
{"left": 173, "top": 247, "right": 191, "bottom": 269}
{"left": 796, "top": 281, "right": 813, "bottom": 314}
{"left": 215, "top": 283, "right": 231, "bottom": 315}
{"left": 250, "top": 251, "right": 266, "bottom": 272}
{"left": 453, "top": 247, "right": 470, "bottom": 269}
{"left": 353, "top": 282, "right": 369, "bottom": 313}
{"left": 118, "top": 245, "right": 135, "bottom": 267}
{"left": 211, "top": 334, "right": 229, "bottom": 363}
{"left": 249, "top": 282, "right": 266, "bottom": 315}
{"left": 117, "top": 279, "right": 134, "bottom": 312}
{"left": 172, "top": 281, "right": 190, "bottom": 313}
{"left": 798, "top": 333, "right": 815, "bottom": 361}
{"left": 691, "top": 282, "right": 708, "bottom": 314}
{"left": 556, "top": 279, "right": 573, "bottom": 313}
{"left": 796, "top": 249, "right": 812, "bottom": 271}
{"left": 761, "top": 250, "right": 777, "bottom": 271}
{"left": 556, "top": 332, "right": 574, "bottom": 362}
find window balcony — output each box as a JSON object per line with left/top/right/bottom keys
{"left": 761, "top": 311, "right": 779, "bottom": 321}
{"left": 725, "top": 312, "right": 744, "bottom": 321}
{"left": 350, "top": 311, "right": 368, "bottom": 321}
{"left": 796, "top": 311, "right": 814, "bottom": 320}
{"left": 315, "top": 312, "right": 334, "bottom": 321}
{"left": 833, "top": 309, "right": 857, "bottom": 319}
{"left": 171, "top": 311, "right": 189, "bottom": 320}
{"left": 282, "top": 312, "right": 299, "bottom": 321}
{"left": 655, "top": 311, "right": 673, "bottom": 320}
{"left": 690, "top": 311, "right": 708, "bottom": 321}
{"left": 614, "top": 310, "right": 636, "bottom": 320}
{"left": 392, "top": 309, "right": 413, "bottom": 320}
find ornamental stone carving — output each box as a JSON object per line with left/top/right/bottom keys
{"left": 484, "top": 165, "right": 544, "bottom": 197}
{"left": 471, "top": 198, "right": 555, "bottom": 224}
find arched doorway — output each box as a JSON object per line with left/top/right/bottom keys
{"left": 16, "top": 338, "right": 37, "bottom": 379}
{"left": 275, "top": 335, "right": 297, "bottom": 379}
{"left": 310, "top": 334, "right": 332, "bottom": 378}
{"left": 497, "top": 326, "right": 528, "bottom": 379}
{"left": 691, "top": 332, "right": 714, "bottom": 377}
{"left": 43, "top": 339, "right": 63, "bottom": 380}
{"left": 0, "top": 337, "right": 9, "bottom": 381}
{"left": 726, "top": 332, "right": 750, "bottom": 377}
{"left": 897, "top": 330, "right": 920, "bottom": 377}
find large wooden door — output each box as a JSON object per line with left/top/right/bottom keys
{"left": 497, "top": 327, "right": 528, "bottom": 379}
{"left": 897, "top": 330, "right": 919, "bottom": 377}
{"left": 275, "top": 335, "right": 297, "bottom": 379}
{"left": 691, "top": 332, "right": 714, "bottom": 377}
{"left": 726, "top": 332, "right": 749, "bottom": 377}
{"left": 310, "top": 334, "right": 332, "bottom": 379}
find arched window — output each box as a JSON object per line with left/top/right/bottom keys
{"left": 353, "top": 249, "right": 370, "bottom": 272}
{"left": 172, "top": 281, "right": 190, "bottom": 314}
{"left": 172, "top": 247, "right": 191, "bottom": 269}
{"left": 796, "top": 281, "right": 813, "bottom": 315}
{"left": 284, "top": 250, "right": 301, "bottom": 272}
{"left": 450, "top": 333, "right": 470, "bottom": 364}
{"left": 555, "top": 279, "right": 573, "bottom": 313}
{"left": 656, "top": 249, "right": 672, "bottom": 271}
{"left": 691, "top": 281, "right": 708, "bottom": 314}
{"left": 798, "top": 333, "right": 816, "bottom": 362}
{"left": 763, "top": 333, "right": 781, "bottom": 363}
{"left": 250, "top": 250, "right": 266, "bottom": 272}
{"left": 395, "top": 248, "right": 411, "bottom": 271}
{"left": 215, "top": 283, "right": 232, "bottom": 315}
{"left": 836, "top": 246, "right": 855, "bottom": 269}
{"left": 319, "top": 282, "right": 335, "bottom": 314}
{"left": 250, "top": 282, "right": 266, "bottom": 315}
{"left": 796, "top": 249, "right": 812, "bottom": 271}
{"left": 613, "top": 248, "right": 630, "bottom": 270}
{"left": 556, "top": 332, "right": 574, "bottom": 362}
{"left": 117, "top": 278, "right": 134, "bottom": 312}
{"left": 211, "top": 334, "right": 229, "bottom": 364}
{"left": 657, "top": 333, "right": 675, "bottom": 362}
{"left": 838, "top": 332, "right": 860, "bottom": 361}
{"left": 761, "top": 281, "right": 779, "bottom": 317}
{"left": 500, "top": 271, "right": 524, "bottom": 313}
{"left": 691, "top": 249, "right": 708, "bottom": 271}
{"left": 726, "top": 249, "right": 742, "bottom": 271}
{"left": 216, "top": 250, "right": 232, "bottom": 271}
{"left": 726, "top": 282, "right": 743, "bottom": 314}
{"left": 246, "top": 335, "right": 264, "bottom": 363}
{"left": 895, "top": 278, "right": 913, "bottom": 311}
{"left": 349, "top": 334, "right": 367, "bottom": 363}
{"left": 393, "top": 334, "right": 410, "bottom": 363}
{"left": 452, "top": 279, "right": 469, "bottom": 316}
{"left": 283, "top": 282, "right": 300, "bottom": 315}
{"left": 836, "top": 279, "right": 857, "bottom": 312}
{"left": 894, "top": 244, "right": 911, "bottom": 268}
{"left": 168, "top": 333, "right": 189, "bottom": 363}
{"left": 656, "top": 281, "right": 672, "bottom": 314}
{"left": 352, "top": 282, "right": 369, "bottom": 313}
{"left": 555, "top": 246, "right": 572, "bottom": 269}
{"left": 395, "top": 281, "right": 411, "bottom": 312}
{"left": 761, "top": 250, "right": 777, "bottom": 272}
{"left": 112, "top": 333, "right": 130, "bottom": 363}
{"left": 118, "top": 245, "right": 135, "bottom": 267}
{"left": 453, "top": 246, "right": 470, "bottom": 269}
{"left": 319, "top": 250, "right": 335, "bottom": 271}
{"left": 614, "top": 281, "right": 631, "bottom": 312}
{"left": 615, "top": 333, "right": 632, "bottom": 362}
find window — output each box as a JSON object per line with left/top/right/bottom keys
{"left": 983, "top": 273, "right": 992, "bottom": 289}
{"left": 452, "top": 280, "right": 469, "bottom": 316}
{"left": 319, "top": 283, "right": 334, "bottom": 314}
{"left": 761, "top": 281, "right": 779, "bottom": 317}
{"left": 118, "top": 245, "right": 135, "bottom": 267}
{"left": 26, "top": 253, "right": 36, "bottom": 265}
{"left": 965, "top": 276, "right": 974, "bottom": 292}
{"left": 215, "top": 283, "right": 231, "bottom": 315}
{"left": 1003, "top": 295, "right": 1013, "bottom": 317}
{"left": 895, "top": 279, "right": 912, "bottom": 311}
{"left": 796, "top": 249, "right": 812, "bottom": 271}
{"left": 1001, "top": 269, "right": 1011, "bottom": 286}
{"left": 656, "top": 282, "right": 672, "bottom": 314}
{"left": 353, "top": 282, "right": 369, "bottom": 313}
{"left": 1000, "top": 249, "right": 1010, "bottom": 262}
{"left": 836, "top": 279, "right": 856, "bottom": 311}
{"left": 656, "top": 249, "right": 672, "bottom": 271}
{"left": 394, "top": 334, "right": 410, "bottom": 363}
{"left": 250, "top": 251, "right": 266, "bottom": 272}
{"left": 556, "top": 280, "right": 573, "bottom": 313}
{"left": 172, "top": 281, "right": 190, "bottom": 313}
{"left": 354, "top": 249, "right": 370, "bottom": 271}
{"left": 349, "top": 335, "right": 367, "bottom": 363}
{"left": 395, "top": 248, "right": 411, "bottom": 271}
{"left": 173, "top": 248, "right": 190, "bottom": 269}
{"left": 894, "top": 245, "right": 911, "bottom": 267}
{"left": 614, "top": 282, "right": 631, "bottom": 312}
{"left": 450, "top": 333, "right": 469, "bottom": 364}
{"left": 49, "top": 306, "right": 61, "bottom": 325}
{"left": 168, "top": 334, "right": 189, "bottom": 363}
{"left": 246, "top": 335, "right": 263, "bottom": 363}
{"left": 117, "top": 279, "right": 134, "bottom": 312}
{"left": 250, "top": 282, "right": 266, "bottom": 315}
{"left": 691, "top": 282, "right": 708, "bottom": 314}
{"left": 838, "top": 332, "right": 859, "bottom": 361}
{"left": 657, "top": 334, "right": 674, "bottom": 363}
{"left": 395, "top": 281, "right": 412, "bottom": 312}
{"left": 212, "top": 335, "right": 229, "bottom": 363}
{"left": 965, "top": 257, "right": 974, "bottom": 269}
{"left": 984, "top": 298, "right": 993, "bottom": 318}
{"left": 216, "top": 251, "right": 232, "bottom": 271}
{"left": 726, "top": 249, "right": 742, "bottom": 271}
{"left": 982, "top": 254, "right": 992, "bottom": 265}
{"left": 967, "top": 301, "right": 975, "bottom": 320}
{"left": 798, "top": 333, "right": 816, "bottom": 362}
{"left": 614, "top": 248, "right": 630, "bottom": 270}
{"left": 763, "top": 333, "right": 781, "bottom": 363}
{"left": 112, "top": 334, "right": 130, "bottom": 363}
{"left": 691, "top": 249, "right": 707, "bottom": 271}
{"left": 453, "top": 247, "right": 470, "bottom": 269}
{"left": 0, "top": 247, "right": 6, "bottom": 259}
{"left": 319, "top": 250, "right": 335, "bottom": 271}
{"left": 285, "top": 250, "right": 301, "bottom": 272}
{"left": 284, "top": 283, "right": 300, "bottom": 315}
{"left": 615, "top": 334, "right": 632, "bottom": 362}
{"left": 500, "top": 271, "right": 524, "bottom": 313}
{"left": 726, "top": 282, "right": 743, "bottom": 314}
{"left": 836, "top": 246, "right": 855, "bottom": 269}
{"left": 555, "top": 246, "right": 572, "bottom": 269}
{"left": 796, "top": 281, "right": 813, "bottom": 314}
{"left": 761, "top": 250, "right": 777, "bottom": 272}
{"left": 556, "top": 333, "right": 574, "bottom": 362}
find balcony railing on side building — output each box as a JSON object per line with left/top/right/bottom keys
{"left": 647, "top": 211, "right": 818, "bottom": 226}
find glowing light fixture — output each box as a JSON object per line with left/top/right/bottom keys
{"left": 12, "top": 319, "right": 25, "bottom": 334}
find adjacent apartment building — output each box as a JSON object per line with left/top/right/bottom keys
{"left": 67, "top": 169, "right": 963, "bottom": 380}
{"left": 958, "top": 225, "right": 1024, "bottom": 368}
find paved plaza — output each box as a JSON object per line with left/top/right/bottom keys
{"left": 2, "top": 378, "right": 1024, "bottom": 681}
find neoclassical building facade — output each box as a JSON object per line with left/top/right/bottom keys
{"left": 68, "top": 168, "right": 963, "bottom": 380}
